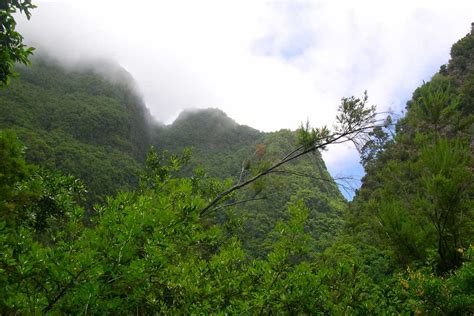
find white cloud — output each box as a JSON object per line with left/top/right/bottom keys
{"left": 15, "top": 0, "right": 474, "bottom": 189}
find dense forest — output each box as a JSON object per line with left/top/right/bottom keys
{"left": 0, "top": 6, "right": 473, "bottom": 314}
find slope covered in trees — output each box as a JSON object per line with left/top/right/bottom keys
{"left": 0, "top": 57, "right": 152, "bottom": 204}
{"left": 341, "top": 27, "right": 474, "bottom": 312}
{"left": 154, "top": 108, "right": 345, "bottom": 254}
{"left": 0, "top": 56, "right": 345, "bottom": 253}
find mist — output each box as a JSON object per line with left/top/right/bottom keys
{"left": 15, "top": 0, "right": 474, "bottom": 195}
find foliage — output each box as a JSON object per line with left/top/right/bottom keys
{"left": 0, "top": 0, "right": 36, "bottom": 86}
{"left": 200, "top": 91, "right": 376, "bottom": 224}
{"left": 0, "top": 59, "right": 151, "bottom": 204}
{"left": 347, "top": 26, "right": 474, "bottom": 306}
{"left": 368, "top": 137, "right": 473, "bottom": 272}
{"left": 297, "top": 91, "right": 377, "bottom": 152}
{"left": 340, "top": 27, "right": 474, "bottom": 315}
{"left": 396, "top": 245, "right": 474, "bottom": 315}
{"left": 0, "top": 58, "right": 348, "bottom": 260}
{"left": 0, "top": 144, "right": 395, "bottom": 313}
{"left": 153, "top": 109, "right": 346, "bottom": 255}
{"left": 1, "top": 26, "right": 474, "bottom": 314}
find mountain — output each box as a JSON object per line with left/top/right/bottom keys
{"left": 153, "top": 108, "right": 262, "bottom": 178}
{"left": 154, "top": 110, "right": 345, "bottom": 254}
{"left": 0, "top": 56, "right": 345, "bottom": 253}
{"left": 0, "top": 57, "right": 153, "bottom": 204}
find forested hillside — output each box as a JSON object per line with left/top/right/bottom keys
{"left": 0, "top": 56, "right": 345, "bottom": 254}
{"left": 154, "top": 109, "right": 345, "bottom": 254}
{"left": 0, "top": 24, "right": 473, "bottom": 314}
{"left": 0, "top": 57, "right": 152, "bottom": 203}
{"left": 342, "top": 28, "right": 474, "bottom": 310}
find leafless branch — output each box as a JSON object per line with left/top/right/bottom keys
{"left": 199, "top": 121, "right": 382, "bottom": 217}
{"left": 209, "top": 197, "right": 267, "bottom": 213}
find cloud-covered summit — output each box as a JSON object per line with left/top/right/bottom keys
{"left": 15, "top": 0, "right": 474, "bottom": 195}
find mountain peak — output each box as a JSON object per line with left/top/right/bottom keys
{"left": 173, "top": 108, "right": 238, "bottom": 128}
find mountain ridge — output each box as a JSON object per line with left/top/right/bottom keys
{"left": 0, "top": 57, "right": 345, "bottom": 254}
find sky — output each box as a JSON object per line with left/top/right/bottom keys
{"left": 16, "top": 0, "right": 474, "bottom": 198}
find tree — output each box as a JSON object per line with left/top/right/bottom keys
{"left": 350, "top": 72, "right": 473, "bottom": 275}
{"left": 419, "top": 139, "right": 473, "bottom": 273}
{"left": 0, "top": 0, "right": 36, "bottom": 86}
{"left": 199, "top": 92, "right": 382, "bottom": 216}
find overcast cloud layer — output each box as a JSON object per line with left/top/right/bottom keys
{"left": 16, "top": 0, "right": 474, "bottom": 196}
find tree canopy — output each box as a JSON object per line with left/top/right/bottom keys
{"left": 0, "top": 0, "right": 36, "bottom": 86}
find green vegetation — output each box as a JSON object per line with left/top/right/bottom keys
{"left": 344, "top": 29, "right": 474, "bottom": 313}
{"left": 154, "top": 109, "right": 346, "bottom": 255}
{"left": 0, "top": 0, "right": 36, "bottom": 86}
{"left": 0, "top": 27, "right": 473, "bottom": 314}
{"left": 0, "top": 58, "right": 151, "bottom": 204}
{"left": 0, "top": 59, "right": 345, "bottom": 253}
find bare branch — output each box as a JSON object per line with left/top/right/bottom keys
{"left": 200, "top": 122, "right": 382, "bottom": 216}
{"left": 199, "top": 93, "right": 385, "bottom": 216}
{"left": 209, "top": 197, "right": 267, "bottom": 213}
